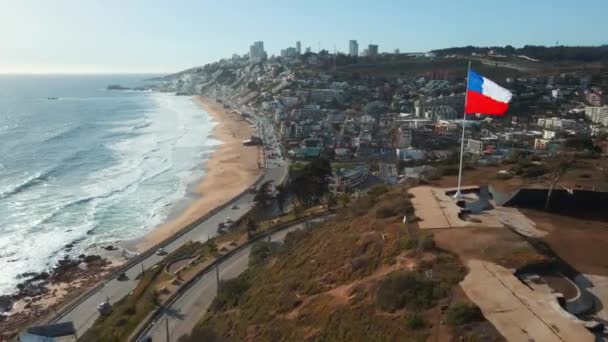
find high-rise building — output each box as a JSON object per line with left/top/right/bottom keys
{"left": 368, "top": 44, "right": 379, "bottom": 58}
{"left": 249, "top": 41, "right": 266, "bottom": 62}
{"left": 349, "top": 40, "right": 358, "bottom": 57}
{"left": 394, "top": 48, "right": 400, "bottom": 55}
{"left": 296, "top": 41, "right": 302, "bottom": 55}
{"left": 281, "top": 47, "right": 297, "bottom": 58}
{"left": 305, "top": 47, "right": 311, "bottom": 53}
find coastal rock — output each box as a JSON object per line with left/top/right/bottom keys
{"left": 103, "top": 245, "right": 118, "bottom": 251}
{"left": 83, "top": 255, "right": 102, "bottom": 263}
{"left": 0, "top": 295, "right": 13, "bottom": 313}
{"left": 17, "top": 282, "right": 48, "bottom": 298}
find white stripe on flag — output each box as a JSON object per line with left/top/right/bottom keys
{"left": 482, "top": 77, "right": 512, "bottom": 103}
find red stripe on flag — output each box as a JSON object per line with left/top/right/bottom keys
{"left": 465, "top": 90, "right": 509, "bottom": 116}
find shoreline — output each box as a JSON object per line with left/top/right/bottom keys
{"left": 1, "top": 94, "right": 261, "bottom": 335}
{"left": 130, "top": 95, "right": 261, "bottom": 251}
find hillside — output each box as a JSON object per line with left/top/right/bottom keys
{"left": 178, "top": 185, "right": 504, "bottom": 342}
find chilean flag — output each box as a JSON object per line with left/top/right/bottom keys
{"left": 465, "top": 70, "right": 512, "bottom": 116}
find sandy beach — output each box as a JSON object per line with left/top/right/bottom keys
{"left": 0, "top": 96, "right": 261, "bottom": 336}
{"left": 135, "top": 95, "right": 261, "bottom": 250}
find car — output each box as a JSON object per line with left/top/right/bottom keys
{"left": 117, "top": 272, "right": 128, "bottom": 281}
{"left": 231, "top": 204, "right": 239, "bottom": 210}
{"left": 155, "top": 247, "right": 167, "bottom": 256}
{"left": 97, "top": 301, "right": 112, "bottom": 315}
{"left": 224, "top": 218, "right": 233, "bottom": 225}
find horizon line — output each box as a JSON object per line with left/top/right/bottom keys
{"left": 0, "top": 71, "right": 170, "bottom": 76}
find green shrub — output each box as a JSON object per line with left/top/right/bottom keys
{"left": 447, "top": 303, "right": 484, "bottom": 326}
{"left": 404, "top": 313, "right": 426, "bottom": 330}
{"left": 439, "top": 165, "right": 459, "bottom": 176}
{"left": 402, "top": 237, "right": 417, "bottom": 250}
{"left": 249, "top": 241, "right": 280, "bottom": 268}
{"left": 210, "top": 274, "right": 251, "bottom": 312}
{"left": 376, "top": 205, "right": 398, "bottom": 218}
{"left": 417, "top": 233, "right": 435, "bottom": 251}
{"left": 368, "top": 184, "right": 389, "bottom": 197}
{"left": 522, "top": 165, "right": 546, "bottom": 178}
{"left": 376, "top": 271, "right": 439, "bottom": 311}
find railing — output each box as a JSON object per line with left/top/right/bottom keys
{"left": 131, "top": 213, "right": 331, "bottom": 341}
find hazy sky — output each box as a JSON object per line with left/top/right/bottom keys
{"left": 1, "top": 0, "right": 606, "bottom": 74}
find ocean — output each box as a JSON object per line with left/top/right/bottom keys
{"left": 0, "top": 75, "right": 217, "bottom": 295}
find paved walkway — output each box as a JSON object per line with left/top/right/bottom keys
{"left": 461, "top": 260, "right": 594, "bottom": 342}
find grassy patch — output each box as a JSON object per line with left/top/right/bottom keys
{"left": 178, "top": 183, "right": 483, "bottom": 341}
{"left": 376, "top": 271, "right": 441, "bottom": 311}
{"left": 447, "top": 303, "right": 484, "bottom": 326}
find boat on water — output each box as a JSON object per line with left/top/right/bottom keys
{"left": 47, "top": 97, "right": 59, "bottom": 100}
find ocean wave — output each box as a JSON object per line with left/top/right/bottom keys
{"left": 0, "top": 171, "right": 49, "bottom": 200}
{"left": 0, "top": 146, "right": 99, "bottom": 200}
{"left": 42, "top": 123, "right": 87, "bottom": 144}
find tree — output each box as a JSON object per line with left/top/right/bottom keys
{"left": 254, "top": 181, "right": 273, "bottom": 207}
{"left": 324, "top": 192, "right": 337, "bottom": 209}
{"left": 275, "top": 184, "right": 288, "bottom": 213}
{"left": 543, "top": 154, "right": 575, "bottom": 210}
{"left": 337, "top": 192, "right": 351, "bottom": 208}
{"left": 289, "top": 158, "right": 332, "bottom": 207}
{"left": 246, "top": 218, "right": 258, "bottom": 240}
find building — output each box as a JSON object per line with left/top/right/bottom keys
{"left": 281, "top": 47, "right": 297, "bottom": 58}
{"left": 585, "top": 91, "right": 605, "bottom": 107}
{"left": 467, "top": 139, "right": 484, "bottom": 154}
{"left": 305, "top": 47, "right": 311, "bottom": 53}
{"left": 395, "top": 128, "right": 412, "bottom": 148}
{"left": 349, "top": 40, "right": 358, "bottom": 57}
{"left": 329, "top": 165, "right": 369, "bottom": 192}
{"left": 296, "top": 41, "right": 302, "bottom": 55}
{"left": 394, "top": 48, "right": 400, "bottom": 55}
{"left": 249, "top": 41, "right": 266, "bottom": 62}
{"left": 542, "top": 130, "right": 557, "bottom": 140}
{"left": 403, "top": 165, "right": 438, "bottom": 181}
{"left": 415, "top": 95, "right": 464, "bottom": 119}
{"left": 537, "top": 117, "right": 576, "bottom": 131}
{"left": 585, "top": 106, "right": 608, "bottom": 126}
{"left": 310, "top": 88, "right": 341, "bottom": 103}
{"left": 396, "top": 147, "right": 425, "bottom": 161}
{"left": 368, "top": 44, "right": 379, "bottom": 58}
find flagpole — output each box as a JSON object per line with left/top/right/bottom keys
{"left": 454, "top": 60, "right": 471, "bottom": 199}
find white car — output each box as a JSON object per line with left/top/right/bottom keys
{"left": 155, "top": 247, "right": 167, "bottom": 256}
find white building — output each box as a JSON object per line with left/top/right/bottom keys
{"left": 349, "top": 40, "right": 358, "bottom": 57}
{"left": 543, "top": 130, "right": 557, "bottom": 140}
{"left": 537, "top": 117, "right": 576, "bottom": 131}
{"left": 249, "top": 41, "right": 266, "bottom": 62}
{"left": 585, "top": 106, "right": 608, "bottom": 126}
{"left": 395, "top": 128, "right": 412, "bottom": 148}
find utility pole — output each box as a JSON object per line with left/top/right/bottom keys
{"left": 165, "top": 318, "right": 170, "bottom": 342}
{"left": 215, "top": 265, "right": 221, "bottom": 293}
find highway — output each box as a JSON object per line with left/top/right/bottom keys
{"left": 51, "top": 107, "right": 287, "bottom": 336}
{"left": 139, "top": 217, "right": 326, "bottom": 341}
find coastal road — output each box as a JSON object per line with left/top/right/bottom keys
{"left": 54, "top": 159, "right": 288, "bottom": 335}
{"left": 139, "top": 217, "right": 326, "bottom": 341}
